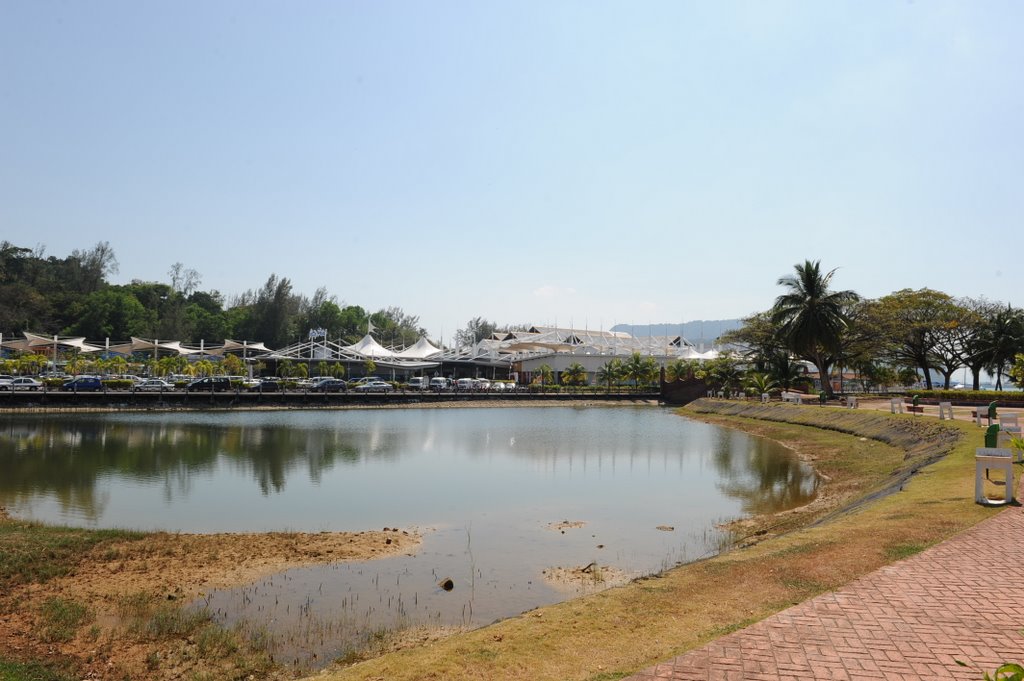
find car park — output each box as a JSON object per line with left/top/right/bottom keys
{"left": 137, "top": 378, "right": 175, "bottom": 391}
{"left": 354, "top": 380, "right": 393, "bottom": 393}
{"left": 4, "top": 377, "right": 43, "bottom": 391}
{"left": 187, "top": 376, "right": 230, "bottom": 392}
{"left": 60, "top": 376, "right": 104, "bottom": 391}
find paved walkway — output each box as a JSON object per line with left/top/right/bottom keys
{"left": 626, "top": 436, "right": 1024, "bottom": 680}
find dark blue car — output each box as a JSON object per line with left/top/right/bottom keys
{"left": 60, "top": 376, "right": 104, "bottom": 392}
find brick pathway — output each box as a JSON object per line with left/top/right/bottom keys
{"left": 626, "top": 505, "right": 1024, "bottom": 680}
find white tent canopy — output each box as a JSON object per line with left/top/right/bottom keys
{"left": 394, "top": 337, "right": 441, "bottom": 359}
{"left": 346, "top": 334, "right": 395, "bottom": 358}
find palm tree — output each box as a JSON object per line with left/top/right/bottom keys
{"left": 983, "top": 305, "right": 1024, "bottom": 390}
{"left": 561, "top": 362, "right": 587, "bottom": 390}
{"left": 768, "top": 352, "right": 810, "bottom": 392}
{"left": 771, "top": 260, "right": 860, "bottom": 399}
{"left": 623, "top": 352, "right": 657, "bottom": 392}
{"left": 666, "top": 358, "right": 697, "bottom": 383}
{"left": 745, "top": 372, "right": 778, "bottom": 396}
{"left": 597, "top": 359, "right": 622, "bottom": 392}
{"left": 534, "top": 363, "right": 554, "bottom": 387}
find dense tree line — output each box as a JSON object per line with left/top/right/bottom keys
{"left": 0, "top": 241, "right": 427, "bottom": 349}
{"left": 721, "top": 260, "right": 1024, "bottom": 396}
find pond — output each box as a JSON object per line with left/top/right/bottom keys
{"left": 0, "top": 406, "right": 818, "bottom": 666}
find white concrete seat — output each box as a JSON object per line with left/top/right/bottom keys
{"left": 938, "top": 402, "right": 953, "bottom": 420}
{"left": 845, "top": 396, "right": 858, "bottom": 409}
{"left": 761, "top": 392, "right": 770, "bottom": 404}
{"left": 975, "top": 447, "right": 1015, "bottom": 505}
{"left": 890, "top": 397, "right": 904, "bottom": 414}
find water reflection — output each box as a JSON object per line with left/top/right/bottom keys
{"left": 0, "top": 408, "right": 817, "bottom": 533}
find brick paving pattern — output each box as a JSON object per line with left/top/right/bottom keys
{"left": 626, "top": 506, "right": 1024, "bottom": 680}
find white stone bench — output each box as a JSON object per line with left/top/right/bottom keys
{"left": 975, "top": 447, "right": 1015, "bottom": 505}
{"left": 938, "top": 402, "right": 953, "bottom": 420}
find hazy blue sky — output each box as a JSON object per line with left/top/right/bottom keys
{"left": 2, "top": 1, "right": 1021, "bottom": 341}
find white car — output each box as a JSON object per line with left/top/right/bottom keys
{"left": 491, "top": 381, "right": 505, "bottom": 392}
{"left": 354, "top": 380, "right": 393, "bottom": 393}
{"left": 3, "top": 377, "right": 43, "bottom": 391}
{"left": 137, "top": 378, "right": 175, "bottom": 391}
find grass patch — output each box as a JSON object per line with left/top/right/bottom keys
{"left": 116, "top": 592, "right": 210, "bottom": 639}
{"left": 0, "top": 520, "right": 143, "bottom": 588}
{"left": 38, "top": 597, "right": 91, "bottom": 643}
{"left": 884, "top": 542, "right": 928, "bottom": 561}
{"left": 0, "top": 658, "right": 75, "bottom": 681}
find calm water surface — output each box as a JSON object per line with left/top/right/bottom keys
{"left": 0, "top": 406, "right": 817, "bottom": 666}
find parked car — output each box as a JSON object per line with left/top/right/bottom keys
{"left": 491, "top": 381, "right": 505, "bottom": 392}
{"left": 474, "top": 379, "right": 491, "bottom": 391}
{"left": 455, "top": 378, "right": 475, "bottom": 391}
{"left": 5, "top": 377, "right": 43, "bottom": 391}
{"left": 187, "top": 376, "right": 231, "bottom": 392}
{"left": 137, "top": 378, "right": 175, "bottom": 392}
{"left": 60, "top": 376, "right": 104, "bottom": 392}
{"left": 407, "top": 377, "right": 429, "bottom": 390}
{"left": 312, "top": 378, "right": 346, "bottom": 392}
{"left": 429, "top": 377, "right": 450, "bottom": 391}
{"left": 256, "top": 379, "right": 281, "bottom": 392}
{"left": 354, "top": 380, "right": 393, "bottom": 393}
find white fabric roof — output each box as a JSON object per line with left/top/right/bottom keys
{"left": 347, "top": 334, "right": 395, "bottom": 358}
{"left": 394, "top": 336, "right": 441, "bottom": 359}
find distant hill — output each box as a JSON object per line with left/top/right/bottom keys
{"left": 610, "top": 320, "right": 742, "bottom": 347}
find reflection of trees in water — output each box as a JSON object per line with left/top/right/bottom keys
{"left": 710, "top": 429, "right": 818, "bottom": 515}
{"left": 0, "top": 417, "right": 362, "bottom": 514}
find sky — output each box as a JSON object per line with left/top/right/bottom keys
{"left": 2, "top": 1, "right": 1021, "bottom": 342}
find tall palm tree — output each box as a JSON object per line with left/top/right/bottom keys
{"left": 623, "top": 352, "right": 657, "bottom": 392}
{"left": 771, "top": 260, "right": 860, "bottom": 399}
{"left": 983, "top": 305, "right": 1024, "bottom": 390}
{"left": 597, "top": 358, "right": 622, "bottom": 392}
{"left": 561, "top": 362, "right": 587, "bottom": 389}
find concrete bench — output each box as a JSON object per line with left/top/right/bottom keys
{"left": 975, "top": 447, "right": 1015, "bottom": 505}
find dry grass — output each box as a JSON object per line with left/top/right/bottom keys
{"left": 314, "top": 401, "right": 996, "bottom": 681}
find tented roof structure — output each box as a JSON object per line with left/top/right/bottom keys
{"left": 346, "top": 334, "right": 395, "bottom": 358}
{"left": 438, "top": 326, "right": 718, "bottom": 366}
{"left": 1, "top": 332, "right": 102, "bottom": 354}
{"left": 257, "top": 334, "right": 442, "bottom": 370}
{"left": 394, "top": 336, "right": 442, "bottom": 359}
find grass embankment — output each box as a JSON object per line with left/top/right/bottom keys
{"left": 314, "top": 401, "right": 998, "bottom": 681}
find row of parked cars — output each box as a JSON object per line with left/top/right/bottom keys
{"left": 1, "top": 374, "right": 518, "bottom": 394}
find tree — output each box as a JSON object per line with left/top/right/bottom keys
{"left": 983, "top": 305, "right": 1024, "bottom": 390}
{"left": 364, "top": 359, "right": 377, "bottom": 377}
{"left": 533, "top": 364, "right": 554, "bottom": 386}
{"left": 455, "top": 317, "right": 498, "bottom": 347}
{"left": 561, "top": 362, "right": 587, "bottom": 389}
{"left": 771, "top": 260, "right": 860, "bottom": 398}
{"left": 597, "top": 359, "right": 622, "bottom": 392}
{"left": 168, "top": 262, "right": 202, "bottom": 296}
{"left": 862, "top": 289, "right": 959, "bottom": 391}
{"left": 745, "top": 372, "right": 778, "bottom": 396}
{"left": 622, "top": 352, "right": 658, "bottom": 392}
{"left": 665, "top": 359, "right": 699, "bottom": 382}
